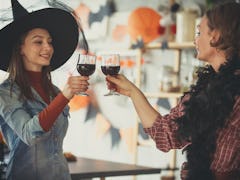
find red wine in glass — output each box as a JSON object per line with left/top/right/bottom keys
{"left": 101, "top": 54, "right": 120, "bottom": 96}
{"left": 101, "top": 66, "right": 120, "bottom": 76}
{"left": 77, "top": 64, "right": 95, "bottom": 76}
{"left": 77, "top": 54, "right": 96, "bottom": 96}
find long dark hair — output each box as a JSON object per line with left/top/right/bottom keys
{"left": 7, "top": 31, "right": 57, "bottom": 101}
{"left": 175, "top": 2, "right": 240, "bottom": 179}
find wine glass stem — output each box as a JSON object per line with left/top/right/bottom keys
{"left": 78, "top": 92, "right": 89, "bottom": 96}
{"left": 104, "top": 89, "right": 119, "bottom": 96}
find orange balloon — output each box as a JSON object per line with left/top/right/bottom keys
{"left": 128, "top": 7, "right": 165, "bottom": 43}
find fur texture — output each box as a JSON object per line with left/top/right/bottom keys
{"left": 175, "top": 54, "right": 240, "bottom": 179}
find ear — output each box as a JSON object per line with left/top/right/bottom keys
{"left": 210, "top": 29, "right": 220, "bottom": 43}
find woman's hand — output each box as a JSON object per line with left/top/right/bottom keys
{"left": 62, "top": 76, "right": 89, "bottom": 100}
{"left": 106, "top": 74, "right": 137, "bottom": 97}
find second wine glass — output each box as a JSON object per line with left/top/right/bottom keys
{"left": 77, "top": 54, "right": 96, "bottom": 96}
{"left": 101, "top": 54, "right": 120, "bottom": 96}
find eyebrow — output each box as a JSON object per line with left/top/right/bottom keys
{"left": 32, "top": 35, "right": 52, "bottom": 40}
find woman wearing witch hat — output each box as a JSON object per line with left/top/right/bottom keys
{"left": 0, "top": 0, "right": 90, "bottom": 179}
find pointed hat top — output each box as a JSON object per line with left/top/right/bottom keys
{"left": 11, "top": 0, "right": 29, "bottom": 20}
{"left": 0, "top": 0, "right": 80, "bottom": 71}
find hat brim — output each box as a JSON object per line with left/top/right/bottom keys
{"left": 0, "top": 8, "right": 79, "bottom": 71}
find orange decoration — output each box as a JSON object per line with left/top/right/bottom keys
{"left": 68, "top": 95, "right": 90, "bottom": 112}
{"left": 120, "top": 58, "right": 136, "bottom": 68}
{"left": 120, "top": 57, "right": 145, "bottom": 68}
{"left": 74, "top": 3, "right": 91, "bottom": 29}
{"left": 127, "top": 7, "right": 165, "bottom": 43}
{"left": 126, "top": 59, "right": 135, "bottom": 68}
{"left": 120, "top": 60, "right": 125, "bottom": 67}
{"left": 111, "top": 25, "right": 128, "bottom": 42}
{"left": 95, "top": 113, "right": 111, "bottom": 138}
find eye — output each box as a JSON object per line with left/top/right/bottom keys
{"left": 34, "top": 40, "right": 43, "bottom": 44}
{"left": 47, "top": 38, "right": 53, "bottom": 45}
{"left": 195, "top": 31, "right": 200, "bottom": 37}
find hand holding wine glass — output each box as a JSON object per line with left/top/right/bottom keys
{"left": 77, "top": 54, "right": 96, "bottom": 96}
{"left": 101, "top": 54, "right": 120, "bottom": 96}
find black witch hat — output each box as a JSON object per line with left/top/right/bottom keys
{"left": 0, "top": 0, "right": 79, "bottom": 71}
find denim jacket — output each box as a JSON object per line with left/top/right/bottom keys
{"left": 0, "top": 79, "right": 71, "bottom": 180}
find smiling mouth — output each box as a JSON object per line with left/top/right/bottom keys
{"left": 40, "top": 54, "right": 51, "bottom": 59}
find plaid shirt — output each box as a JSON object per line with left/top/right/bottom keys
{"left": 144, "top": 95, "right": 240, "bottom": 179}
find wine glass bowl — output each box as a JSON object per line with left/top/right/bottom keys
{"left": 101, "top": 66, "right": 120, "bottom": 76}
{"left": 77, "top": 54, "right": 96, "bottom": 96}
{"left": 100, "top": 54, "right": 120, "bottom": 96}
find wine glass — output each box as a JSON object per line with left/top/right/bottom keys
{"left": 77, "top": 54, "right": 96, "bottom": 96}
{"left": 101, "top": 54, "right": 120, "bottom": 96}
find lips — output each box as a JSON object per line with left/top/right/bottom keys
{"left": 40, "top": 54, "right": 51, "bottom": 60}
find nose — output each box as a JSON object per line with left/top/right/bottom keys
{"left": 43, "top": 42, "right": 53, "bottom": 51}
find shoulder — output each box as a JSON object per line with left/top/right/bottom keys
{"left": 0, "top": 80, "right": 11, "bottom": 96}
{"left": 0, "top": 80, "right": 20, "bottom": 104}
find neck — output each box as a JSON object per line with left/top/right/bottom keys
{"left": 25, "top": 70, "right": 43, "bottom": 84}
{"left": 208, "top": 51, "right": 226, "bottom": 72}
